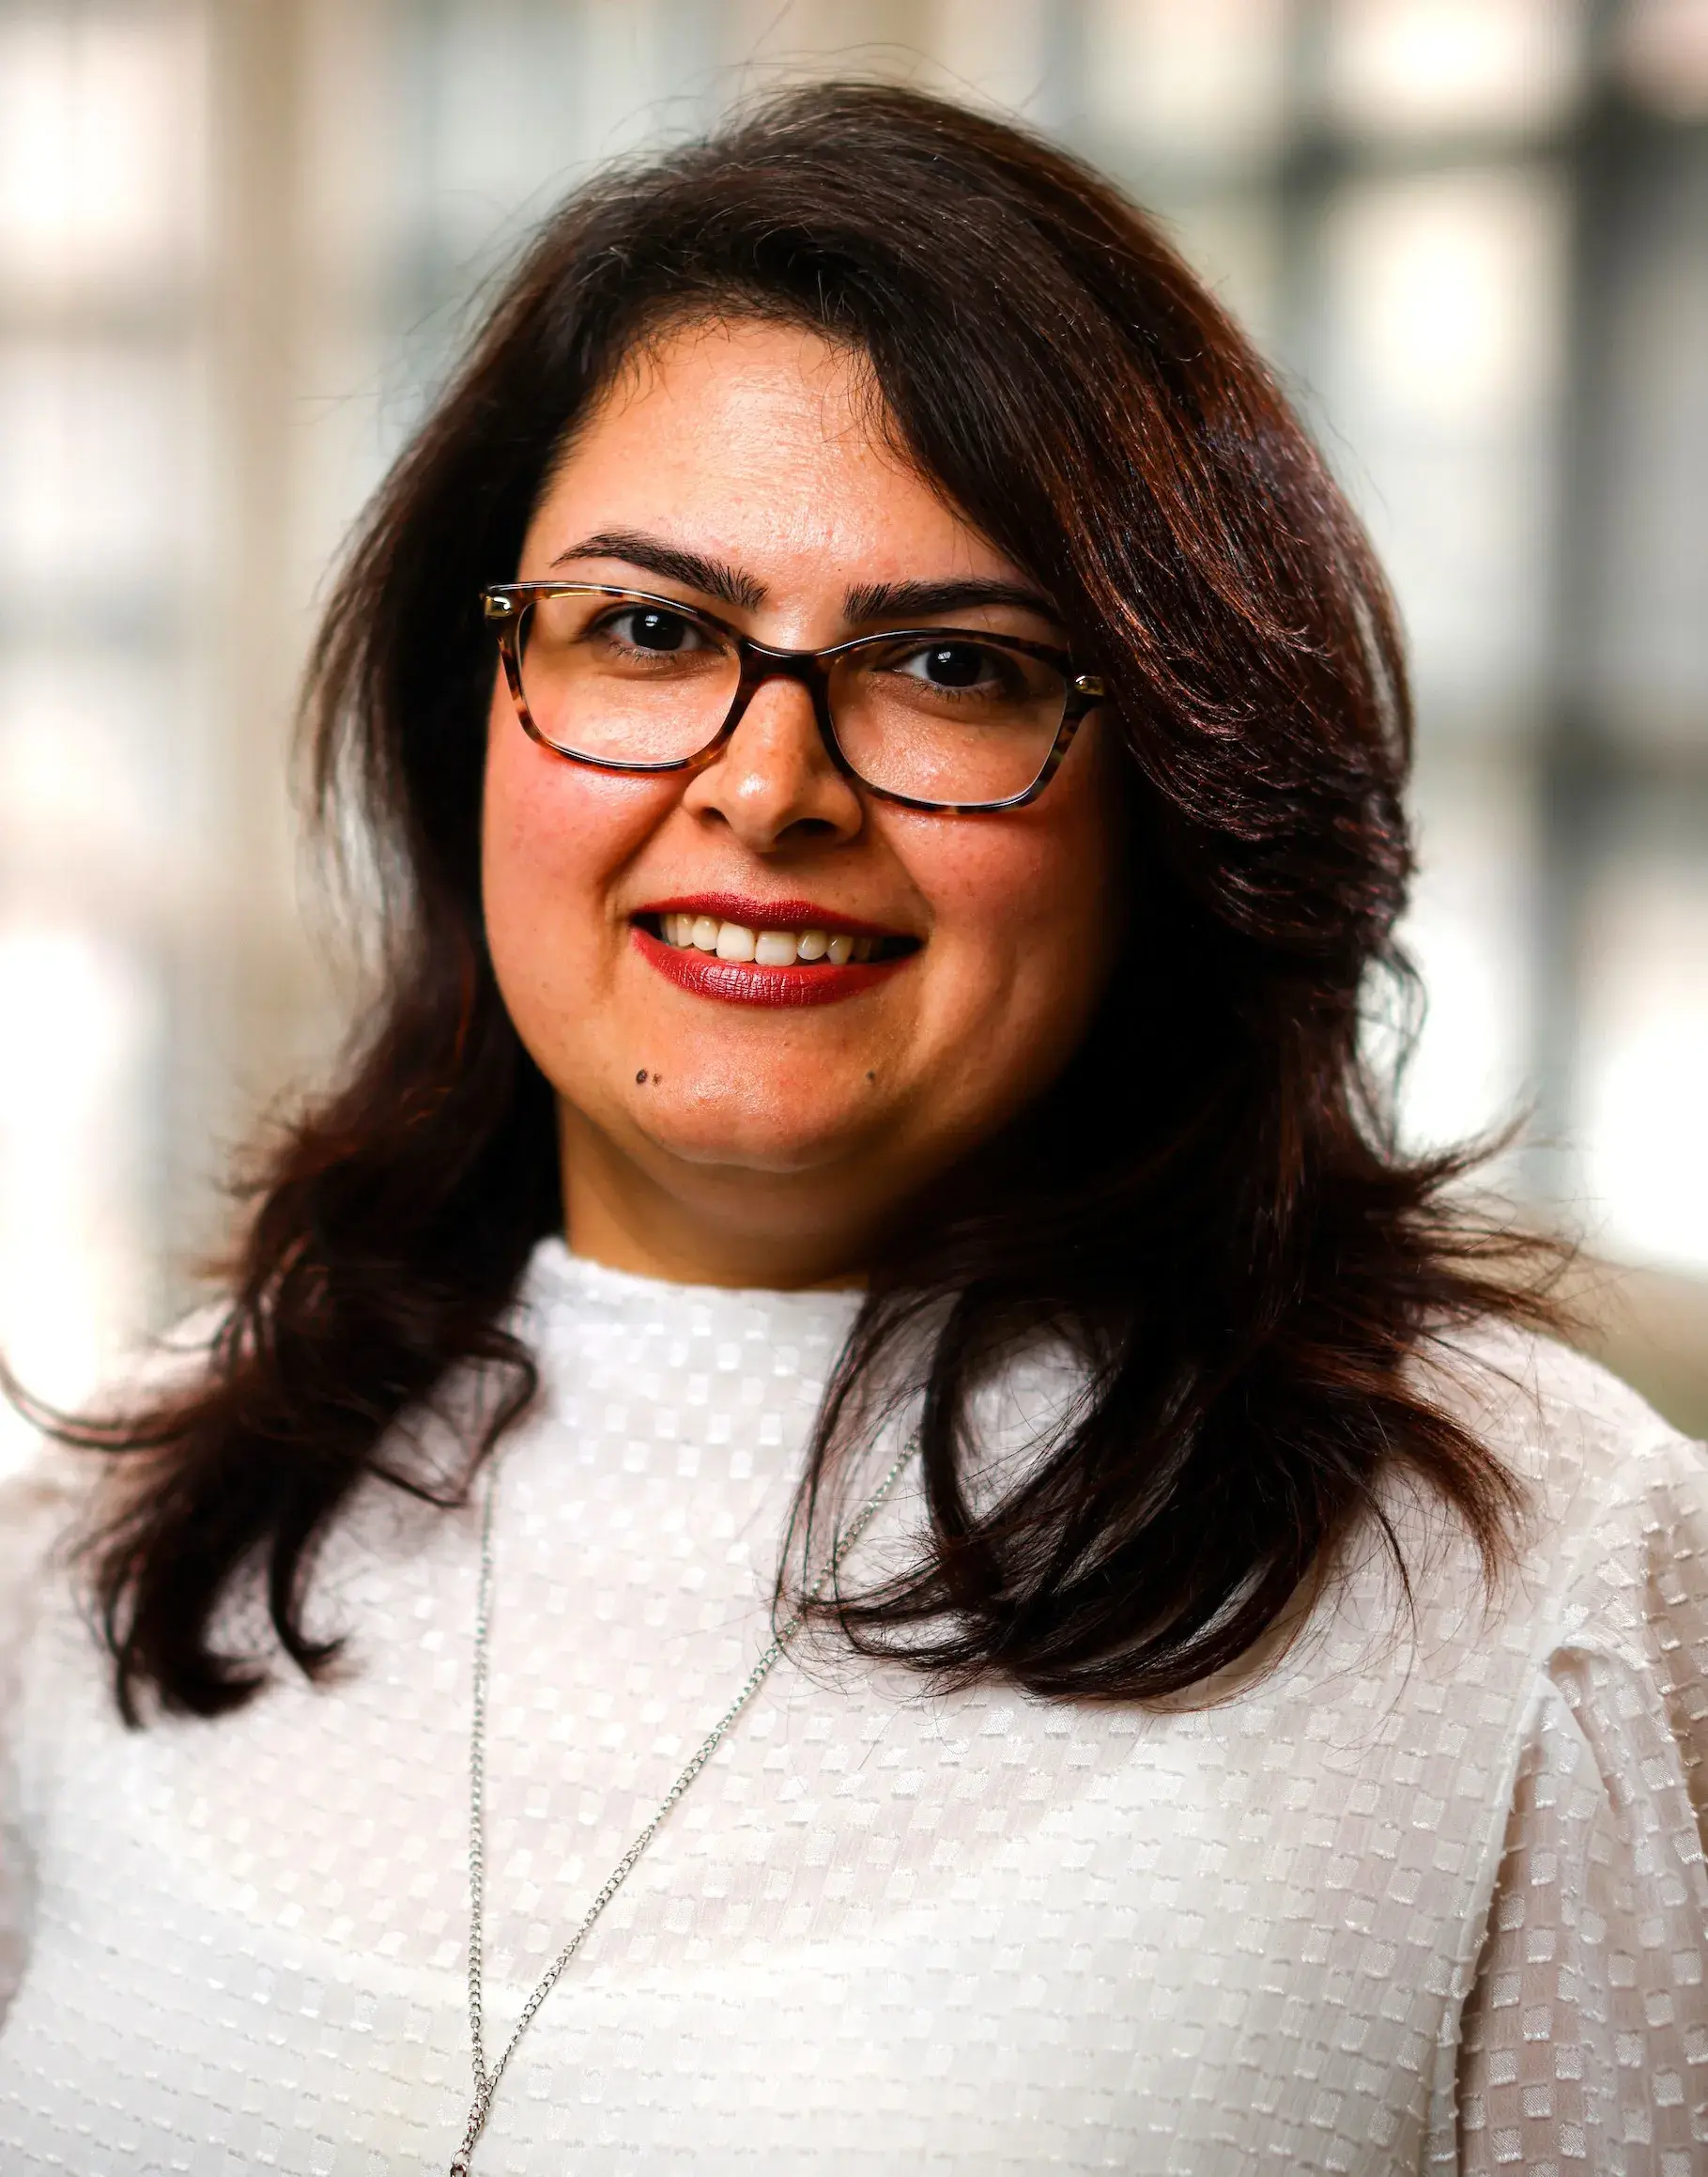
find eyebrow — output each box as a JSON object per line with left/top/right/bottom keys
{"left": 841, "top": 576, "right": 1061, "bottom": 627}
{"left": 549, "top": 530, "right": 765, "bottom": 611}
{"left": 548, "top": 529, "right": 1061, "bottom": 632}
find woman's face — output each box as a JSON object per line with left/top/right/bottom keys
{"left": 484, "top": 317, "right": 1124, "bottom": 1284}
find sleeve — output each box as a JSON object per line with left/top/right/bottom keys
{"left": 0, "top": 1457, "right": 82, "bottom": 2025}
{"left": 1454, "top": 1433, "right": 1708, "bottom": 2173}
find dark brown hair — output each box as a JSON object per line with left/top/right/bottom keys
{"left": 48, "top": 81, "right": 1558, "bottom": 1722}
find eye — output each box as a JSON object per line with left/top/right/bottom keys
{"left": 894, "top": 641, "right": 1006, "bottom": 691}
{"left": 602, "top": 605, "right": 712, "bottom": 655}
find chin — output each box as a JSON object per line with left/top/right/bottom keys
{"left": 629, "top": 1076, "right": 884, "bottom": 1178}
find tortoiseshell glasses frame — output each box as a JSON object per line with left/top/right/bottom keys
{"left": 481, "top": 582, "right": 1107, "bottom": 813}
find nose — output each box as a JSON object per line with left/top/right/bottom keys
{"left": 679, "top": 671, "right": 865, "bottom": 853}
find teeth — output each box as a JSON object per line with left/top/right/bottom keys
{"left": 656, "top": 915, "right": 888, "bottom": 965}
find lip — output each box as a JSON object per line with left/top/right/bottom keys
{"left": 634, "top": 893, "right": 909, "bottom": 939}
{"left": 630, "top": 925, "right": 913, "bottom": 1008}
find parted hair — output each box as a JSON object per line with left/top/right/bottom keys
{"left": 45, "top": 81, "right": 1558, "bottom": 1722}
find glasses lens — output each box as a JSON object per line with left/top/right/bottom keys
{"left": 515, "top": 593, "right": 739, "bottom": 764}
{"left": 830, "top": 636, "right": 1068, "bottom": 805}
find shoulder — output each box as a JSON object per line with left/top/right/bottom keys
{"left": 0, "top": 1445, "right": 92, "bottom": 1592}
{"left": 1423, "top": 1316, "right": 1688, "bottom": 1476}
{"left": 0, "top": 1444, "right": 95, "bottom": 1710}
{"left": 1417, "top": 1318, "right": 1707, "bottom": 1654}
{"left": 1, "top": 1310, "right": 223, "bottom": 1670}
{"left": 1423, "top": 1317, "right": 1700, "bottom": 1497}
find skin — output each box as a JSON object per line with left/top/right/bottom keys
{"left": 482, "top": 317, "right": 1124, "bottom": 1289}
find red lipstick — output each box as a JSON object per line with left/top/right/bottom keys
{"left": 628, "top": 895, "right": 918, "bottom": 1009}
{"left": 633, "top": 929, "right": 902, "bottom": 1006}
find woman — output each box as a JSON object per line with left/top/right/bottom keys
{"left": 2, "top": 82, "right": 1703, "bottom": 2174}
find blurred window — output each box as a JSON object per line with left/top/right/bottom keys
{"left": 1322, "top": 0, "right": 1586, "bottom": 138}
{"left": 1082, "top": 0, "right": 1289, "bottom": 170}
{"left": 1621, "top": 0, "right": 1708, "bottom": 114}
{"left": 1315, "top": 165, "right": 1565, "bottom": 724}
{"left": 1579, "top": 835, "right": 1708, "bottom": 1271}
{"left": 0, "top": 5, "right": 207, "bottom": 298}
{"left": 0, "top": 3, "right": 207, "bottom": 1452}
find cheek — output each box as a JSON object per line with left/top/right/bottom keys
{"left": 483, "top": 718, "right": 567, "bottom": 936}
{"left": 480, "top": 689, "right": 659, "bottom": 984}
{"left": 914, "top": 756, "right": 1124, "bottom": 1042}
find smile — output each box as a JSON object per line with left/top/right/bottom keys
{"left": 655, "top": 911, "right": 907, "bottom": 964}
{"left": 630, "top": 901, "right": 919, "bottom": 1008}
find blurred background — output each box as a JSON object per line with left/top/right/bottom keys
{"left": 1, "top": 0, "right": 1705, "bottom": 1465}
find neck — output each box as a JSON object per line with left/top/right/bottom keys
{"left": 557, "top": 1103, "right": 870, "bottom": 1291}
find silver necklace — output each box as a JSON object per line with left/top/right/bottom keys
{"left": 449, "top": 1440, "right": 916, "bottom": 2175}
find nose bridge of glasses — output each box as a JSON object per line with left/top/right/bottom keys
{"left": 735, "top": 633, "right": 836, "bottom": 689}
{"left": 725, "top": 637, "right": 839, "bottom": 745}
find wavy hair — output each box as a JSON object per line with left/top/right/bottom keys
{"left": 43, "top": 81, "right": 1559, "bottom": 1722}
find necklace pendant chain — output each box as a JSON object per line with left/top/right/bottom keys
{"left": 450, "top": 1437, "right": 916, "bottom": 2173}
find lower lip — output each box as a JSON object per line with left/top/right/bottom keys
{"left": 632, "top": 926, "right": 909, "bottom": 1008}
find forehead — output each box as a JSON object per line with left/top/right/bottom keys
{"left": 524, "top": 316, "right": 1011, "bottom": 583}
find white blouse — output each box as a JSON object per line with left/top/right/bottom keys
{"left": 0, "top": 1241, "right": 1704, "bottom": 2174}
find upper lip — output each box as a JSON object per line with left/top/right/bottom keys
{"left": 634, "top": 893, "right": 913, "bottom": 939}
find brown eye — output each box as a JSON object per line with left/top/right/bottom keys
{"left": 603, "top": 606, "right": 707, "bottom": 655}
{"left": 900, "top": 641, "right": 998, "bottom": 689}
{"left": 928, "top": 644, "right": 983, "bottom": 687}
{"left": 880, "top": 640, "right": 1033, "bottom": 704}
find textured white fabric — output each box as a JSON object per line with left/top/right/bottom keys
{"left": 0, "top": 1240, "right": 1703, "bottom": 2174}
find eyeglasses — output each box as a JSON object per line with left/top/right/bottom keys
{"left": 481, "top": 583, "right": 1106, "bottom": 812}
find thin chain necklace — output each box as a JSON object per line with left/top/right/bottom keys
{"left": 448, "top": 1440, "right": 916, "bottom": 2175}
